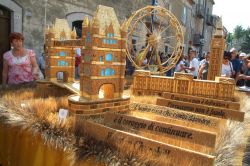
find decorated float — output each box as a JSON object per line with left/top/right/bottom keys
{"left": 0, "top": 5, "right": 250, "bottom": 166}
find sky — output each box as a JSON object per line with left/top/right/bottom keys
{"left": 213, "top": 0, "right": 250, "bottom": 33}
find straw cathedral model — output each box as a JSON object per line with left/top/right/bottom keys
{"left": 45, "top": 5, "right": 129, "bottom": 116}
{"left": 207, "top": 17, "right": 225, "bottom": 80}
{"left": 133, "top": 70, "right": 235, "bottom": 100}
{"left": 132, "top": 18, "right": 236, "bottom": 101}
{"left": 80, "top": 7, "right": 127, "bottom": 100}
{"left": 45, "top": 18, "right": 78, "bottom": 82}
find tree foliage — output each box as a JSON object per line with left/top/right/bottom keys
{"left": 234, "top": 25, "right": 244, "bottom": 40}
{"left": 229, "top": 26, "right": 250, "bottom": 53}
{"left": 226, "top": 32, "right": 233, "bottom": 45}
{"left": 240, "top": 27, "right": 250, "bottom": 53}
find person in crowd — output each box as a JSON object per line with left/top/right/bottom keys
{"left": 183, "top": 54, "right": 189, "bottom": 71}
{"left": 37, "top": 45, "right": 46, "bottom": 78}
{"left": 237, "top": 52, "right": 247, "bottom": 86}
{"left": 186, "top": 49, "right": 199, "bottom": 79}
{"left": 136, "top": 46, "right": 147, "bottom": 66}
{"left": 198, "top": 52, "right": 210, "bottom": 80}
{"left": 75, "top": 48, "right": 81, "bottom": 79}
{"left": 199, "top": 52, "right": 206, "bottom": 61}
{"left": 230, "top": 48, "right": 240, "bottom": 78}
{"left": 199, "top": 52, "right": 210, "bottom": 66}
{"left": 174, "top": 54, "right": 186, "bottom": 73}
{"left": 237, "top": 54, "right": 250, "bottom": 87}
{"left": 2, "top": 32, "right": 40, "bottom": 88}
{"left": 221, "top": 51, "right": 234, "bottom": 78}
{"left": 125, "top": 48, "right": 136, "bottom": 75}
{"left": 239, "top": 52, "right": 247, "bottom": 73}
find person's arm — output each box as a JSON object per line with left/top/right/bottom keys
{"left": 179, "top": 63, "right": 186, "bottom": 71}
{"left": 234, "top": 60, "right": 241, "bottom": 78}
{"left": 244, "top": 75, "right": 250, "bottom": 80}
{"left": 239, "top": 75, "right": 250, "bottom": 80}
{"left": 188, "top": 66, "right": 195, "bottom": 71}
{"left": 29, "top": 51, "right": 40, "bottom": 80}
{"left": 2, "top": 58, "right": 8, "bottom": 88}
{"left": 187, "top": 59, "right": 195, "bottom": 71}
{"left": 175, "top": 61, "right": 185, "bottom": 72}
{"left": 198, "top": 64, "right": 205, "bottom": 79}
{"left": 31, "top": 56, "right": 40, "bottom": 80}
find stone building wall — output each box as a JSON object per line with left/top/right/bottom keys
{"left": 12, "top": 0, "right": 150, "bottom": 56}
{"left": 203, "top": 0, "right": 215, "bottom": 53}
{"left": 1, "top": 0, "right": 215, "bottom": 63}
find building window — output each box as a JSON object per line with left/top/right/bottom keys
{"left": 181, "top": 6, "right": 187, "bottom": 25}
{"left": 105, "top": 68, "right": 111, "bottom": 76}
{"left": 199, "top": 0, "right": 205, "bottom": 5}
{"left": 60, "top": 51, "right": 65, "bottom": 57}
{"left": 103, "top": 33, "right": 117, "bottom": 45}
{"left": 103, "top": 68, "right": 115, "bottom": 76}
{"left": 207, "top": 8, "right": 210, "bottom": 15}
{"left": 72, "top": 20, "right": 83, "bottom": 38}
{"left": 111, "top": 69, "right": 115, "bottom": 75}
{"left": 107, "top": 33, "right": 114, "bottom": 38}
{"left": 58, "top": 60, "right": 68, "bottom": 66}
{"left": 105, "top": 53, "right": 113, "bottom": 61}
{"left": 86, "top": 32, "right": 91, "bottom": 43}
{"left": 101, "top": 69, "right": 105, "bottom": 76}
{"left": 100, "top": 56, "right": 103, "bottom": 62}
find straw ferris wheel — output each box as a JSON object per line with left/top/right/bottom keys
{"left": 124, "top": 6, "right": 184, "bottom": 74}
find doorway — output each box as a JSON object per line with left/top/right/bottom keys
{"left": 98, "top": 84, "right": 115, "bottom": 99}
{"left": 72, "top": 20, "right": 83, "bottom": 38}
{"left": 0, "top": 5, "right": 11, "bottom": 84}
{"left": 56, "top": 71, "right": 69, "bottom": 82}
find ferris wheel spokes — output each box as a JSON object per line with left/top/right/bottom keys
{"left": 124, "top": 6, "right": 184, "bottom": 75}
{"left": 136, "top": 44, "right": 150, "bottom": 67}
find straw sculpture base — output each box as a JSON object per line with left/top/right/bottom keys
{"left": 0, "top": 85, "right": 249, "bottom": 166}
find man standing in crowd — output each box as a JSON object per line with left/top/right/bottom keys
{"left": 230, "top": 48, "right": 240, "bottom": 79}
{"left": 198, "top": 52, "right": 210, "bottom": 80}
{"left": 237, "top": 54, "right": 250, "bottom": 87}
{"left": 186, "top": 49, "right": 199, "bottom": 79}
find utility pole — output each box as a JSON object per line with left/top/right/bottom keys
{"left": 151, "top": 0, "right": 157, "bottom": 32}
{"left": 201, "top": 0, "right": 207, "bottom": 58}
{"left": 152, "top": 0, "right": 157, "bottom": 6}
{"left": 44, "top": 0, "right": 48, "bottom": 43}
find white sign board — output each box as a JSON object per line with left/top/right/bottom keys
{"left": 58, "top": 108, "right": 68, "bottom": 124}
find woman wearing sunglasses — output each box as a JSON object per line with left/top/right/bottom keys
{"left": 221, "top": 51, "right": 234, "bottom": 78}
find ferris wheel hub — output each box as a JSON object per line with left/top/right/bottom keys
{"left": 148, "top": 33, "right": 161, "bottom": 47}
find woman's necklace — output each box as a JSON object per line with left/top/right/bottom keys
{"left": 12, "top": 48, "right": 25, "bottom": 58}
